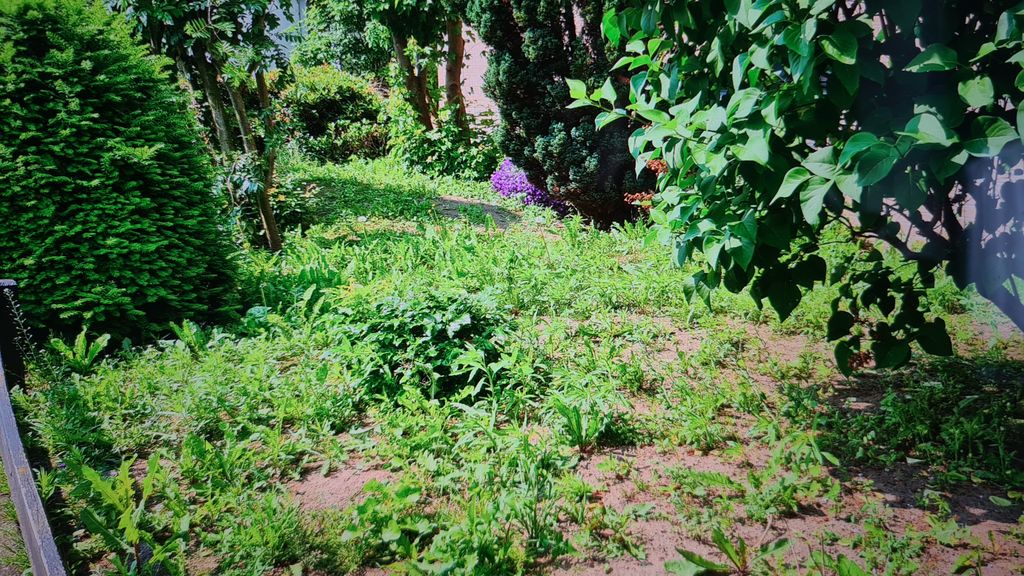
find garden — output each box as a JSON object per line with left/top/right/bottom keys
{"left": 0, "top": 0, "right": 1023, "bottom": 574}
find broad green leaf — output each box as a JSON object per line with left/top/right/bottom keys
{"left": 873, "top": 339, "right": 911, "bottom": 369}
{"left": 809, "top": 0, "right": 835, "bottom": 16}
{"left": 833, "top": 62, "right": 860, "bottom": 95}
{"left": 567, "top": 99, "right": 597, "bottom": 109}
{"left": 664, "top": 559, "right": 704, "bottom": 576}
{"left": 626, "top": 39, "right": 645, "bottom": 53}
{"left": 602, "top": 9, "right": 621, "bottom": 45}
{"left": 726, "top": 88, "right": 761, "bottom": 122}
{"left": 734, "top": 211, "right": 757, "bottom": 244}
{"left": 957, "top": 76, "right": 995, "bottom": 107}
{"left": 753, "top": 10, "right": 786, "bottom": 33}
{"left": 566, "top": 78, "right": 588, "bottom": 100}
{"left": 732, "top": 128, "right": 770, "bottom": 165}
{"left": 764, "top": 273, "right": 802, "bottom": 321}
{"left": 729, "top": 213, "right": 757, "bottom": 269}
{"left": 595, "top": 110, "right": 627, "bottom": 129}
{"left": 774, "top": 167, "right": 810, "bottom": 202}
{"left": 705, "top": 236, "right": 725, "bottom": 269}
{"left": 989, "top": 495, "right": 1013, "bottom": 507}
{"left": 996, "top": 9, "right": 1019, "bottom": 44}
{"left": 799, "top": 176, "right": 832, "bottom": 226}
{"left": 381, "top": 521, "right": 402, "bottom": 542}
{"left": 669, "top": 549, "right": 730, "bottom": 574}
{"left": 904, "top": 44, "right": 958, "bottom": 72}
{"left": 803, "top": 147, "right": 838, "bottom": 178}
{"left": 963, "top": 116, "right": 1018, "bottom": 156}
{"left": 781, "top": 24, "right": 811, "bottom": 57}
{"left": 835, "top": 173, "right": 862, "bottom": 202}
{"left": 901, "top": 113, "right": 958, "bottom": 147}
{"left": 838, "top": 132, "right": 878, "bottom": 165}
{"left": 631, "top": 72, "right": 649, "bottom": 100}
{"left": 835, "top": 340, "right": 855, "bottom": 376}
{"left": 637, "top": 107, "right": 671, "bottom": 124}
{"left": 705, "top": 106, "right": 727, "bottom": 132}
{"left": 612, "top": 55, "right": 634, "bottom": 70}
{"left": 827, "top": 311, "right": 855, "bottom": 340}
{"left": 599, "top": 78, "right": 618, "bottom": 105}
{"left": 972, "top": 42, "right": 997, "bottom": 62}
{"left": 821, "top": 30, "right": 857, "bottom": 65}
{"left": 1018, "top": 103, "right": 1024, "bottom": 145}
{"left": 836, "top": 555, "right": 870, "bottom": 576}
{"left": 732, "top": 53, "right": 750, "bottom": 91}
{"left": 917, "top": 318, "right": 952, "bottom": 356}
{"left": 854, "top": 143, "right": 898, "bottom": 187}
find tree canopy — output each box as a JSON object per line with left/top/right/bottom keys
{"left": 575, "top": 0, "right": 1024, "bottom": 371}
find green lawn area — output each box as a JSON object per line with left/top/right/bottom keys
{"left": 18, "top": 158, "right": 1024, "bottom": 575}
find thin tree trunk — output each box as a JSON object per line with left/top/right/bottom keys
{"left": 220, "top": 64, "right": 283, "bottom": 251}
{"left": 392, "top": 34, "right": 434, "bottom": 130}
{"left": 224, "top": 79, "right": 257, "bottom": 154}
{"left": 444, "top": 19, "right": 468, "bottom": 132}
{"left": 192, "top": 50, "right": 236, "bottom": 157}
{"left": 255, "top": 68, "right": 283, "bottom": 252}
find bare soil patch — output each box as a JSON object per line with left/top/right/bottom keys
{"left": 290, "top": 461, "right": 396, "bottom": 512}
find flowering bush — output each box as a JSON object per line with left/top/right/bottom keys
{"left": 490, "top": 159, "right": 570, "bottom": 216}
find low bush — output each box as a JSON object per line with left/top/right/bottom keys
{"left": 340, "top": 291, "right": 512, "bottom": 399}
{"left": 0, "top": 0, "right": 238, "bottom": 341}
{"left": 385, "top": 96, "right": 501, "bottom": 181}
{"left": 281, "top": 65, "right": 388, "bottom": 164}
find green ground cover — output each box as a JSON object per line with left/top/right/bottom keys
{"left": 15, "top": 158, "right": 1024, "bottom": 575}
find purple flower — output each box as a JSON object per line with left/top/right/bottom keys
{"left": 490, "top": 159, "right": 571, "bottom": 216}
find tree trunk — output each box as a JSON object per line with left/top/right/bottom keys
{"left": 221, "top": 65, "right": 283, "bottom": 252}
{"left": 392, "top": 34, "right": 434, "bottom": 130}
{"left": 224, "top": 79, "right": 257, "bottom": 154}
{"left": 255, "top": 69, "right": 283, "bottom": 253}
{"left": 192, "top": 50, "right": 236, "bottom": 157}
{"left": 444, "top": 19, "right": 468, "bottom": 131}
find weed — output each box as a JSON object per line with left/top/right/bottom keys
{"left": 665, "top": 527, "right": 789, "bottom": 575}
{"left": 49, "top": 329, "right": 110, "bottom": 376}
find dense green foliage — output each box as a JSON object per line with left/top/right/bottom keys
{"left": 282, "top": 65, "right": 388, "bottom": 163}
{"left": 19, "top": 159, "right": 1023, "bottom": 575}
{"left": 385, "top": 99, "right": 502, "bottom": 180}
{"left": 577, "top": 0, "right": 1024, "bottom": 370}
{"left": 343, "top": 291, "right": 511, "bottom": 398}
{"left": 0, "top": 0, "right": 238, "bottom": 340}
{"left": 112, "top": 0, "right": 296, "bottom": 251}
{"left": 292, "top": 0, "right": 392, "bottom": 75}
{"left": 465, "top": 0, "right": 653, "bottom": 224}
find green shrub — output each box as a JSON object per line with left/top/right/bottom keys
{"left": 282, "top": 65, "right": 388, "bottom": 163}
{"left": 0, "top": 0, "right": 238, "bottom": 341}
{"left": 385, "top": 96, "right": 501, "bottom": 181}
{"left": 341, "top": 291, "right": 511, "bottom": 399}
{"left": 584, "top": 0, "right": 1024, "bottom": 366}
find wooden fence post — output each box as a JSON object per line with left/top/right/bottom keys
{"left": 0, "top": 279, "right": 67, "bottom": 575}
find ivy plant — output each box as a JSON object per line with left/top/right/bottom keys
{"left": 573, "top": 0, "right": 1024, "bottom": 372}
